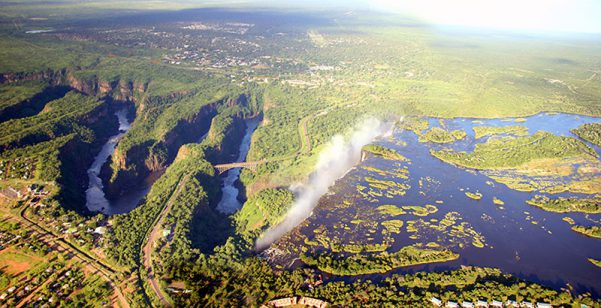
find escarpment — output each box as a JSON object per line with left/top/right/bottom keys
{"left": 104, "top": 99, "right": 222, "bottom": 199}
{"left": 1, "top": 68, "right": 148, "bottom": 101}
{"left": 104, "top": 93, "right": 258, "bottom": 201}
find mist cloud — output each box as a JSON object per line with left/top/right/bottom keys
{"left": 255, "top": 117, "right": 393, "bottom": 250}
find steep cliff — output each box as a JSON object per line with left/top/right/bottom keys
{"left": 104, "top": 100, "right": 221, "bottom": 199}
{"left": 0, "top": 68, "right": 148, "bottom": 102}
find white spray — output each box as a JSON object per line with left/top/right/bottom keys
{"left": 255, "top": 117, "right": 393, "bottom": 250}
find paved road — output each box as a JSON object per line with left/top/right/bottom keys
{"left": 142, "top": 175, "right": 189, "bottom": 307}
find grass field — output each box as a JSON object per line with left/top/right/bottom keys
{"left": 0, "top": 247, "right": 45, "bottom": 277}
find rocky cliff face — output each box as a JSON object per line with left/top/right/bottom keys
{"left": 104, "top": 93, "right": 255, "bottom": 200}
{"left": 104, "top": 100, "right": 222, "bottom": 199}
{"left": 0, "top": 68, "right": 148, "bottom": 102}
{"left": 0, "top": 68, "right": 68, "bottom": 84}
{"left": 1, "top": 68, "right": 259, "bottom": 211}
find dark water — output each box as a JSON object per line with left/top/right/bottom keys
{"left": 273, "top": 112, "right": 601, "bottom": 296}
{"left": 85, "top": 109, "right": 165, "bottom": 215}
{"left": 216, "top": 118, "right": 261, "bottom": 214}
{"left": 85, "top": 109, "right": 132, "bottom": 214}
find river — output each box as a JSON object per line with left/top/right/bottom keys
{"left": 85, "top": 108, "right": 155, "bottom": 215}
{"left": 270, "top": 112, "right": 601, "bottom": 296}
{"left": 216, "top": 118, "right": 261, "bottom": 214}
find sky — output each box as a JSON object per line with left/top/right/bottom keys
{"left": 367, "top": 0, "right": 601, "bottom": 33}
{"left": 257, "top": 0, "right": 601, "bottom": 33}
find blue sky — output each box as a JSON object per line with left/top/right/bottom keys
{"left": 257, "top": 0, "right": 601, "bottom": 33}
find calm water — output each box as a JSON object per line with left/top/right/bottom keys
{"left": 85, "top": 109, "right": 132, "bottom": 214}
{"left": 86, "top": 109, "right": 164, "bottom": 215}
{"left": 272, "top": 112, "right": 601, "bottom": 296}
{"left": 216, "top": 118, "right": 260, "bottom": 214}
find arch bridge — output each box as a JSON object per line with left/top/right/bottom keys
{"left": 214, "top": 160, "right": 267, "bottom": 174}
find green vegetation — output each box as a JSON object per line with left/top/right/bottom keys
{"left": 465, "top": 192, "right": 483, "bottom": 200}
{"left": 473, "top": 125, "right": 529, "bottom": 139}
{"left": 451, "top": 129, "right": 467, "bottom": 140}
{"left": 106, "top": 144, "right": 216, "bottom": 269}
{"left": 1, "top": 4, "right": 601, "bottom": 306}
{"left": 493, "top": 197, "right": 505, "bottom": 205}
{"left": 589, "top": 258, "right": 601, "bottom": 268}
{"left": 0, "top": 81, "right": 48, "bottom": 120}
{"left": 300, "top": 245, "right": 459, "bottom": 275}
{"left": 176, "top": 261, "right": 599, "bottom": 306}
{"left": 398, "top": 117, "right": 429, "bottom": 134}
{"left": 0, "top": 92, "right": 103, "bottom": 151}
{"left": 362, "top": 144, "right": 407, "bottom": 161}
{"left": 526, "top": 195, "right": 601, "bottom": 213}
{"left": 571, "top": 225, "right": 601, "bottom": 239}
{"left": 0, "top": 135, "right": 75, "bottom": 181}
{"left": 235, "top": 188, "right": 293, "bottom": 239}
{"left": 0, "top": 81, "right": 45, "bottom": 109}
{"left": 432, "top": 131, "right": 598, "bottom": 170}
{"left": 562, "top": 217, "right": 576, "bottom": 225}
{"left": 381, "top": 220, "right": 404, "bottom": 234}
{"left": 572, "top": 123, "right": 601, "bottom": 146}
{"left": 406, "top": 212, "right": 486, "bottom": 249}
{"left": 403, "top": 204, "right": 438, "bottom": 216}
{"left": 419, "top": 127, "right": 465, "bottom": 143}
{"left": 357, "top": 175, "right": 410, "bottom": 202}
{"left": 377, "top": 204, "right": 407, "bottom": 216}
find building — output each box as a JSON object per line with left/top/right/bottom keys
{"left": 491, "top": 300, "right": 503, "bottom": 307}
{"left": 476, "top": 300, "right": 488, "bottom": 307}
{"left": 462, "top": 301, "right": 474, "bottom": 308}
{"left": 521, "top": 302, "right": 534, "bottom": 308}
{"left": 266, "top": 297, "right": 297, "bottom": 307}
{"left": 506, "top": 300, "right": 519, "bottom": 307}
{"left": 446, "top": 301, "right": 459, "bottom": 308}
{"left": 431, "top": 297, "right": 443, "bottom": 306}
{"left": 263, "top": 296, "right": 328, "bottom": 308}
{"left": 536, "top": 303, "right": 552, "bottom": 308}
{"left": 298, "top": 297, "right": 328, "bottom": 308}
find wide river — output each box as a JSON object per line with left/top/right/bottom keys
{"left": 274, "top": 112, "right": 601, "bottom": 296}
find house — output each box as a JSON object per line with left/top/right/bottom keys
{"left": 94, "top": 227, "right": 107, "bottom": 235}
{"left": 431, "top": 297, "right": 443, "bottom": 306}
{"left": 266, "top": 297, "right": 297, "bottom": 307}
{"left": 476, "top": 300, "right": 488, "bottom": 307}
{"left": 447, "top": 301, "right": 459, "bottom": 308}
{"left": 0, "top": 293, "right": 7, "bottom": 300}
{"left": 491, "top": 300, "right": 503, "bottom": 307}
{"left": 7, "top": 287, "right": 16, "bottom": 293}
{"left": 298, "top": 297, "right": 328, "bottom": 308}
{"left": 536, "top": 303, "right": 552, "bottom": 308}
{"left": 521, "top": 302, "right": 534, "bottom": 308}
{"left": 462, "top": 301, "right": 474, "bottom": 308}
{"left": 505, "top": 300, "right": 519, "bottom": 307}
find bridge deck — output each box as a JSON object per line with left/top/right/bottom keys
{"left": 214, "top": 160, "right": 267, "bottom": 174}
